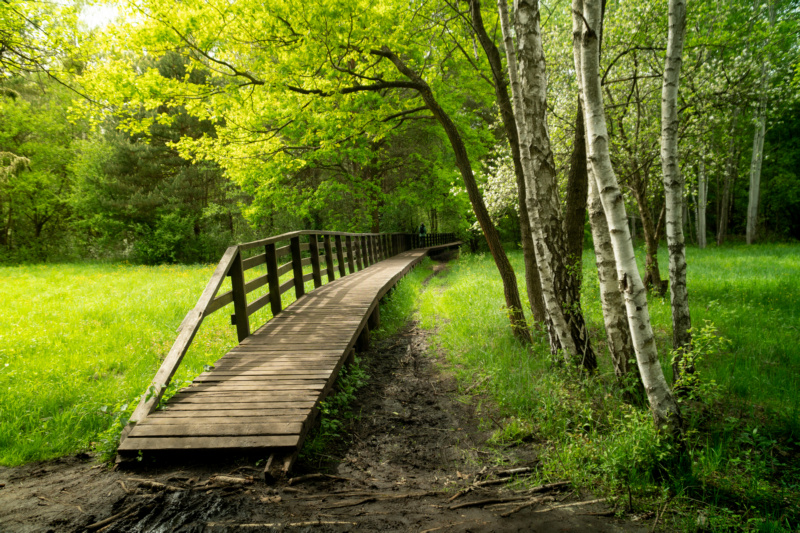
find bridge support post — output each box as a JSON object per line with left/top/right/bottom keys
{"left": 355, "top": 324, "right": 370, "bottom": 353}
{"left": 368, "top": 305, "right": 381, "bottom": 330}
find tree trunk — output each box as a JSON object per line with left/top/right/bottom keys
{"left": 573, "top": 0, "right": 682, "bottom": 435}
{"left": 497, "top": 0, "right": 584, "bottom": 364}
{"left": 511, "top": 0, "right": 596, "bottom": 370}
{"left": 588, "top": 163, "right": 643, "bottom": 397}
{"left": 717, "top": 108, "right": 740, "bottom": 246}
{"left": 746, "top": 2, "right": 775, "bottom": 245}
{"left": 660, "top": 0, "right": 692, "bottom": 376}
{"left": 564, "top": 98, "right": 589, "bottom": 272}
{"left": 634, "top": 189, "right": 668, "bottom": 296}
{"left": 469, "top": 0, "right": 546, "bottom": 324}
{"left": 378, "top": 47, "right": 531, "bottom": 343}
{"left": 696, "top": 159, "right": 707, "bottom": 248}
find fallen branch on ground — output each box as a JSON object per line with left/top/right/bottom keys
{"left": 449, "top": 496, "right": 528, "bottom": 510}
{"left": 126, "top": 478, "right": 184, "bottom": 492}
{"left": 287, "top": 473, "right": 352, "bottom": 486}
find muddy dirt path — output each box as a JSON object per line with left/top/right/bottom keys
{"left": 0, "top": 260, "right": 653, "bottom": 533}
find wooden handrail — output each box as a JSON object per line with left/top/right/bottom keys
{"left": 120, "top": 230, "right": 458, "bottom": 443}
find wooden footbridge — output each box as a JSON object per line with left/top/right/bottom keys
{"left": 117, "top": 230, "right": 460, "bottom": 476}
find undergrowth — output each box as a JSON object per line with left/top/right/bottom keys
{"left": 298, "top": 257, "right": 433, "bottom": 464}
{"left": 416, "top": 245, "right": 800, "bottom": 532}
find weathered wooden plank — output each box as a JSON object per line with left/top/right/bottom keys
{"left": 184, "top": 383, "right": 325, "bottom": 392}
{"left": 118, "top": 435, "right": 300, "bottom": 451}
{"left": 168, "top": 393, "right": 318, "bottom": 403}
{"left": 158, "top": 406, "right": 314, "bottom": 415}
{"left": 193, "top": 375, "right": 331, "bottom": 383}
{"left": 204, "top": 290, "right": 234, "bottom": 315}
{"left": 242, "top": 253, "right": 266, "bottom": 271}
{"left": 143, "top": 415, "right": 307, "bottom": 425}
{"left": 276, "top": 261, "right": 293, "bottom": 277}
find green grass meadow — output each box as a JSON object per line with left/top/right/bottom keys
{"left": 1, "top": 243, "right": 798, "bottom": 530}
{"left": 414, "top": 243, "right": 800, "bottom": 531}
{"left": 0, "top": 253, "right": 340, "bottom": 466}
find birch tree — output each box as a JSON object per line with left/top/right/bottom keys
{"left": 659, "top": 0, "right": 692, "bottom": 372}
{"left": 573, "top": 0, "right": 683, "bottom": 434}
{"left": 497, "top": 0, "right": 583, "bottom": 364}
{"left": 498, "top": 0, "right": 597, "bottom": 370}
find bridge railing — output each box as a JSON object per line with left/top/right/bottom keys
{"left": 120, "top": 230, "right": 457, "bottom": 441}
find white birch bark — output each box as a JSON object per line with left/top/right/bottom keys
{"left": 746, "top": 1, "right": 775, "bottom": 245}
{"left": 497, "top": 0, "right": 578, "bottom": 360}
{"left": 571, "top": 3, "right": 636, "bottom": 383}
{"left": 660, "top": 0, "right": 692, "bottom": 358}
{"left": 696, "top": 159, "right": 707, "bottom": 249}
{"left": 573, "top": 0, "right": 682, "bottom": 433}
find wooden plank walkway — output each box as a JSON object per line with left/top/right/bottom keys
{"left": 118, "top": 246, "right": 454, "bottom": 457}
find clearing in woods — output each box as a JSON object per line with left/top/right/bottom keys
{"left": 0, "top": 255, "right": 648, "bottom": 532}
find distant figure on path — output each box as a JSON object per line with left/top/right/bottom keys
{"left": 419, "top": 223, "right": 427, "bottom": 237}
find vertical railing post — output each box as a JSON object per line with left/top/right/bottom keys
{"left": 323, "top": 235, "right": 335, "bottom": 282}
{"left": 309, "top": 234, "right": 322, "bottom": 288}
{"left": 290, "top": 235, "right": 305, "bottom": 299}
{"left": 362, "top": 236, "right": 370, "bottom": 267}
{"left": 265, "top": 242, "right": 281, "bottom": 317}
{"left": 346, "top": 235, "right": 356, "bottom": 273}
{"left": 335, "top": 235, "right": 346, "bottom": 277}
{"left": 229, "top": 248, "right": 250, "bottom": 342}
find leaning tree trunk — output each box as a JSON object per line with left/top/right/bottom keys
{"left": 497, "top": 0, "right": 580, "bottom": 361}
{"left": 377, "top": 47, "right": 531, "bottom": 343}
{"left": 574, "top": 0, "right": 682, "bottom": 435}
{"left": 660, "top": 0, "right": 692, "bottom": 378}
{"left": 469, "top": 0, "right": 546, "bottom": 324}
{"left": 510, "top": 0, "right": 597, "bottom": 370}
{"left": 570, "top": 23, "right": 642, "bottom": 396}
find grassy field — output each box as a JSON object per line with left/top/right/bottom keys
{"left": 1, "top": 243, "right": 797, "bottom": 530}
{"left": 415, "top": 242, "right": 799, "bottom": 531}
{"left": 0, "top": 255, "right": 328, "bottom": 466}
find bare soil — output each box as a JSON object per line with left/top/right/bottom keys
{"left": 0, "top": 260, "right": 655, "bottom": 533}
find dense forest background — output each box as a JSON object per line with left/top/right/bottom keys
{"left": 1, "top": 0, "right": 797, "bottom": 265}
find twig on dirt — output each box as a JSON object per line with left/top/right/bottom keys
{"left": 230, "top": 466, "right": 261, "bottom": 475}
{"left": 116, "top": 480, "right": 130, "bottom": 495}
{"left": 207, "top": 521, "right": 358, "bottom": 528}
{"left": 464, "top": 375, "right": 489, "bottom": 393}
{"left": 209, "top": 475, "right": 254, "bottom": 486}
{"left": 651, "top": 497, "right": 671, "bottom": 532}
{"left": 581, "top": 510, "right": 615, "bottom": 516}
{"left": 503, "top": 498, "right": 607, "bottom": 518}
{"left": 449, "top": 496, "right": 528, "bottom": 510}
{"left": 495, "top": 466, "right": 535, "bottom": 477}
{"left": 320, "top": 497, "right": 377, "bottom": 509}
{"left": 127, "top": 478, "right": 184, "bottom": 492}
{"left": 287, "top": 473, "right": 352, "bottom": 486}
{"left": 528, "top": 481, "right": 571, "bottom": 494}
{"left": 85, "top": 504, "right": 138, "bottom": 531}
